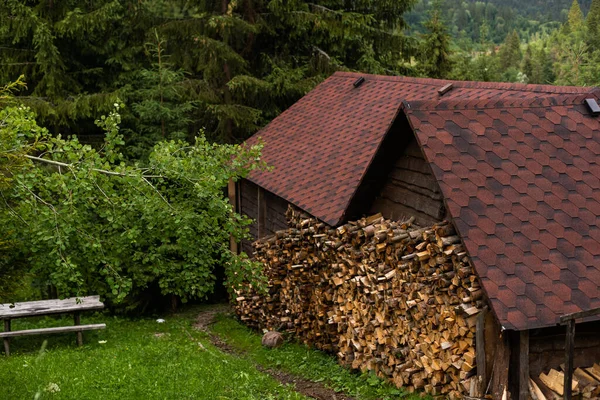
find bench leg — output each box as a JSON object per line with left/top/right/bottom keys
{"left": 74, "top": 312, "right": 83, "bottom": 346}
{"left": 3, "top": 319, "right": 10, "bottom": 356}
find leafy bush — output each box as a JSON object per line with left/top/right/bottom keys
{"left": 0, "top": 99, "right": 266, "bottom": 309}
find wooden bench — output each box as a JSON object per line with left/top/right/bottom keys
{"left": 0, "top": 295, "right": 106, "bottom": 355}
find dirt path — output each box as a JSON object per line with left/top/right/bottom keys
{"left": 193, "top": 305, "right": 355, "bottom": 400}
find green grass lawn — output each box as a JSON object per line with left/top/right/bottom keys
{"left": 0, "top": 308, "right": 305, "bottom": 400}
{"left": 0, "top": 306, "right": 425, "bottom": 400}
{"left": 211, "top": 314, "right": 425, "bottom": 400}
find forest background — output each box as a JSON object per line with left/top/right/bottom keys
{"left": 3, "top": 0, "right": 600, "bottom": 150}
{"left": 1, "top": 0, "right": 599, "bottom": 310}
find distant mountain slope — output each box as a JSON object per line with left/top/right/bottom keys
{"left": 484, "top": 0, "right": 591, "bottom": 21}
{"left": 407, "top": 0, "right": 592, "bottom": 44}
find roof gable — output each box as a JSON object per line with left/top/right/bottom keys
{"left": 404, "top": 92, "right": 600, "bottom": 330}
{"left": 245, "top": 72, "right": 590, "bottom": 226}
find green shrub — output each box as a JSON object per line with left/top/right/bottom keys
{"left": 0, "top": 98, "right": 266, "bottom": 308}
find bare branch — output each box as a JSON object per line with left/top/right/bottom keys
{"left": 142, "top": 177, "right": 174, "bottom": 210}
{"left": 23, "top": 155, "right": 163, "bottom": 178}
{"left": 0, "top": 190, "right": 29, "bottom": 226}
{"left": 312, "top": 46, "right": 331, "bottom": 60}
{"left": 307, "top": 3, "right": 341, "bottom": 14}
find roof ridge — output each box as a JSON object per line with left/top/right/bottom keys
{"left": 332, "top": 71, "right": 596, "bottom": 95}
{"left": 402, "top": 89, "right": 600, "bottom": 112}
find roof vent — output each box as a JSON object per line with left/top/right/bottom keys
{"left": 585, "top": 98, "right": 600, "bottom": 116}
{"left": 353, "top": 77, "right": 365, "bottom": 88}
{"left": 438, "top": 83, "right": 454, "bottom": 96}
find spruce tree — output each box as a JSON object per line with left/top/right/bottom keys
{"left": 0, "top": 0, "right": 419, "bottom": 148}
{"left": 0, "top": 1, "right": 143, "bottom": 123}
{"left": 125, "top": 30, "right": 196, "bottom": 160}
{"left": 540, "top": 48, "right": 556, "bottom": 84}
{"left": 419, "top": 1, "right": 453, "bottom": 79}
{"left": 567, "top": 0, "right": 585, "bottom": 32}
{"left": 522, "top": 46, "right": 534, "bottom": 82}
{"left": 498, "top": 30, "right": 522, "bottom": 70}
{"left": 527, "top": 46, "right": 549, "bottom": 84}
{"left": 586, "top": 0, "right": 600, "bottom": 50}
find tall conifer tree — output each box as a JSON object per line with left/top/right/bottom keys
{"left": 0, "top": 0, "right": 418, "bottom": 147}
{"left": 522, "top": 46, "right": 534, "bottom": 81}
{"left": 567, "top": 0, "right": 585, "bottom": 32}
{"left": 419, "top": 1, "right": 453, "bottom": 79}
{"left": 498, "top": 30, "right": 522, "bottom": 70}
{"left": 586, "top": 0, "right": 600, "bottom": 50}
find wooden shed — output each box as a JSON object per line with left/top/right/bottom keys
{"left": 230, "top": 72, "right": 600, "bottom": 398}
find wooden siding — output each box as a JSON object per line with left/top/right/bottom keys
{"left": 369, "top": 138, "right": 445, "bottom": 226}
{"left": 528, "top": 321, "right": 600, "bottom": 377}
{"left": 239, "top": 179, "right": 289, "bottom": 255}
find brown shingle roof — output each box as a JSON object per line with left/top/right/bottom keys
{"left": 404, "top": 92, "right": 600, "bottom": 330}
{"left": 245, "top": 72, "right": 590, "bottom": 225}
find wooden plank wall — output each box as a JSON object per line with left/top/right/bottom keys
{"left": 240, "top": 179, "right": 259, "bottom": 255}
{"left": 369, "top": 138, "right": 446, "bottom": 226}
{"left": 528, "top": 320, "right": 600, "bottom": 377}
{"left": 239, "top": 179, "right": 289, "bottom": 255}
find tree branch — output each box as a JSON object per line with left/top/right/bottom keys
{"left": 23, "top": 155, "right": 163, "bottom": 178}
{"left": 312, "top": 46, "right": 331, "bottom": 60}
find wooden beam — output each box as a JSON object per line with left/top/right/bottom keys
{"left": 564, "top": 319, "right": 576, "bottom": 400}
{"left": 520, "top": 330, "right": 530, "bottom": 400}
{"left": 476, "top": 307, "right": 487, "bottom": 396}
{"left": 484, "top": 310, "right": 498, "bottom": 391}
{"left": 438, "top": 83, "right": 454, "bottom": 96}
{"left": 228, "top": 179, "right": 239, "bottom": 254}
{"left": 0, "top": 324, "right": 106, "bottom": 338}
{"left": 492, "top": 331, "right": 511, "bottom": 399}
{"left": 559, "top": 307, "right": 600, "bottom": 323}
{"left": 257, "top": 187, "right": 266, "bottom": 238}
{"left": 74, "top": 312, "right": 83, "bottom": 346}
{"left": 3, "top": 319, "right": 10, "bottom": 356}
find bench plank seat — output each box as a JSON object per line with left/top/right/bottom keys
{"left": 0, "top": 324, "right": 106, "bottom": 338}
{"left": 1, "top": 296, "right": 106, "bottom": 355}
{"left": 0, "top": 296, "right": 104, "bottom": 319}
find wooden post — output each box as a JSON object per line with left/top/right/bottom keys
{"left": 491, "top": 331, "right": 511, "bottom": 399}
{"left": 519, "top": 330, "right": 530, "bottom": 400}
{"left": 227, "top": 179, "right": 239, "bottom": 254}
{"left": 563, "top": 319, "right": 575, "bottom": 400}
{"left": 3, "top": 319, "right": 10, "bottom": 356}
{"left": 557, "top": 307, "right": 600, "bottom": 400}
{"left": 257, "top": 187, "right": 266, "bottom": 238}
{"left": 476, "top": 307, "right": 487, "bottom": 396}
{"left": 74, "top": 312, "right": 83, "bottom": 346}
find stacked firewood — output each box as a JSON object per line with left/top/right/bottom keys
{"left": 234, "top": 207, "right": 486, "bottom": 398}
{"left": 533, "top": 364, "right": 600, "bottom": 399}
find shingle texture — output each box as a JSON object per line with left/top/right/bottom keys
{"left": 244, "top": 72, "right": 599, "bottom": 330}
{"left": 404, "top": 93, "right": 600, "bottom": 330}
{"left": 245, "top": 72, "right": 591, "bottom": 225}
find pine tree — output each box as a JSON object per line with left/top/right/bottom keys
{"left": 479, "top": 20, "right": 491, "bottom": 46}
{"left": 498, "top": 30, "right": 522, "bottom": 70}
{"left": 527, "top": 46, "right": 546, "bottom": 84}
{"left": 0, "top": 0, "right": 145, "bottom": 134}
{"left": 124, "top": 30, "right": 196, "bottom": 160}
{"left": 554, "top": 40, "right": 589, "bottom": 86}
{"left": 0, "top": 0, "right": 419, "bottom": 147}
{"left": 586, "top": 0, "right": 600, "bottom": 50}
{"left": 567, "top": 0, "right": 585, "bottom": 32}
{"left": 419, "top": 1, "right": 453, "bottom": 79}
{"left": 522, "top": 46, "right": 534, "bottom": 82}
{"left": 540, "top": 48, "right": 556, "bottom": 84}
